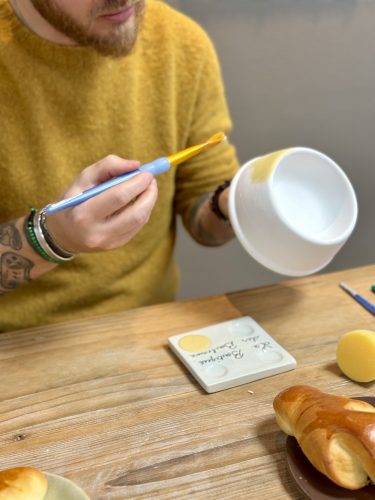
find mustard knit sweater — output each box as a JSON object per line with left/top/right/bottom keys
{"left": 0, "top": 0, "right": 238, "bottom": 332}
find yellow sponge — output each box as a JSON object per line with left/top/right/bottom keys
{"left": 336, "top": 330, "right": 375, "bottom": 383}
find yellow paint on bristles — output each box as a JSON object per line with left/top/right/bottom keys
{"left": 167, "top": 132, "right": 226, "bottom": 167}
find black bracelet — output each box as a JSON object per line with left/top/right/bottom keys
{"left": 210, "top": 180, "right": 231, "bottom": 222}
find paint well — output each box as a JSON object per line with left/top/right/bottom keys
{"left": 178, "top": 334, "right": 211, "bottom": 353}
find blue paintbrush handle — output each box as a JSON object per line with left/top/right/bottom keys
{"left": 45, "top": 157, "right": 170, "bottom": 214}
{"left": 354, "top": 294, "right": 375, "bottom": 315}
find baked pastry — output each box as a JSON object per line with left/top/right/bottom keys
{"left": 0, "top": 467, "right": 48, "bottom": 499}
{"left": 273, "top": 385, "right": 375, "bottom": 490}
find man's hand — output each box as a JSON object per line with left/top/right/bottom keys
{"left": 188, "top": 185, "right": 233, "bottom": 246}
{"left": 217, "top": 185, "right": 230, "bottom": 220}
{"left": 45, "top": 155, "right": 158, "bottom": 253}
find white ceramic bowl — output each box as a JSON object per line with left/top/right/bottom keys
{"left": 228, "top": 147, "right": 358, "bottom": 276}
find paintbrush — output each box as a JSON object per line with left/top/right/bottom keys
{"left": 339, "top": 282, "right": 375, "bottom": 315}
{"left": 45, "top": 132, "right": 226, "bottom": 214}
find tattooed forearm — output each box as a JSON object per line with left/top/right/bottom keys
{"left": 188, "top": 193, "right": 210, "bottom": 239}
{"left": 0, "top": 222, "right": 29, "bottom": 291}
{"left": 0, "top": 252, "right": 34, "bottom": 290}
{"left": 188, "top": 192, "right": 234, "bottom": 246}
{"left": 0, "top": 221, "right": 22, "bottom": 250}
{"left": 0, "top": 216, "right": 55, "bottom": 296}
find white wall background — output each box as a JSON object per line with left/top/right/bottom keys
{"left": 166, "top": 0, "right": 375, "bottom": 299}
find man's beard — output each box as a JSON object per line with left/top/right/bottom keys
{"left": 30, "top": 0, "right": 145, "bottom": 57}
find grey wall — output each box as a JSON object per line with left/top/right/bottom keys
{"left": 167, "top": 0, "right": 375, "bottom": 299}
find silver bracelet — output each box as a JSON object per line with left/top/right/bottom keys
{"left": 34, "top": 209, "right": 75, "bottom": 262}
{"left": 39, "top": 208, "right": 76, "bottom": 259}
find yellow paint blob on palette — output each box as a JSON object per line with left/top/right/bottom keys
{"left": 168, "top": 316, "right": 297, "bottom": 393}
{"left": 178, "top": 334, "right": 211, "bottom": 353}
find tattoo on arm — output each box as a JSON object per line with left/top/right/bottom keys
{"left": 0, "top": 222, "right": 33, "bottom": 292}
{"left": 0, "top": 252, "right": 34, "bottom": 291}
{"left": 188, "top": 193, "right": 231, "bottom": 246}
{"left": 188, "top": 193, "right": 211, "bottom": 242}
{"left": 188, "top": 193, "right": 210, "bottom": 232}
{"left": 0, "top": 222, "right": 22, "bottom": 250}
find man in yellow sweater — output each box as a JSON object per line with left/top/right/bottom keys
{"left": 0, "top": 0, "right": 239, "bottom": 332}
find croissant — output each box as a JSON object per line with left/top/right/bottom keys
{"left": 273, "top": 385, "right": 375, "bottom": 490}
{"left": 0, "top": 467, "right": 48, "bottom": 500}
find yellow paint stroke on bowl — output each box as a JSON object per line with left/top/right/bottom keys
{"left": 178, "top": 334, "right": 211, "bottom": 353}
{"left": 251, "top": 148, "right": 294, "bottom": 183}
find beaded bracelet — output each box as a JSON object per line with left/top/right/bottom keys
{"left": 24, "top": 209, "right": 62, "bottom": 264}
{"left": 24, "top": 208, "right": 75, "bottom": 264}
{"left": 210, "top": 180, "right": 231, "bottom": 222}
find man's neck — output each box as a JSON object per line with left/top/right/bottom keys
{"left": 9, "top": 0, "right": 75, "bottom": 45}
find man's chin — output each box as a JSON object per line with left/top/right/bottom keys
{"left": 88, "top": 37, "right": 138, "bottom": 57}
{"left": 29, "top": 0, "right": 145, "bottom": 57}
{"left": 88, "top": 8, "right": 143, "bottom": 56}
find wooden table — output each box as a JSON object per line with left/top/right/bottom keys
{"left": 0, "top": 265, "right": 374, "bottom": 499}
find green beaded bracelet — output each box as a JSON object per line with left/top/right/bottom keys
{"left": 24, "top": 208, "right": 63, "bottom": 265}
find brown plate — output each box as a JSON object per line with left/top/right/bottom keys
{"left": 285, "top": 396, "right": 375, "bottom": 500}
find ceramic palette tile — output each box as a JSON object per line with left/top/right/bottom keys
{"left": 168, "top": 316, "right": 296, "bottom": 393}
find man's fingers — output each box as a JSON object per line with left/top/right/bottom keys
{"left": 92, "top": 155, "right": 141, "bottom": 184}
{"left": 44, "top": 156, "right": 158, "bottom": 253}
{"left": 77, "top": 170, "right": 154, "bottom": 219}
{"left": 65, "top": 156, "right": 141, "bottom": 196}
{"left": 105, "top": 178, "right": 158, "bottom": 242}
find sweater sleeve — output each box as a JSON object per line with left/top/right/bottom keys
{"left": 173, "top": 30, "right": 240, "bottom": 229}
